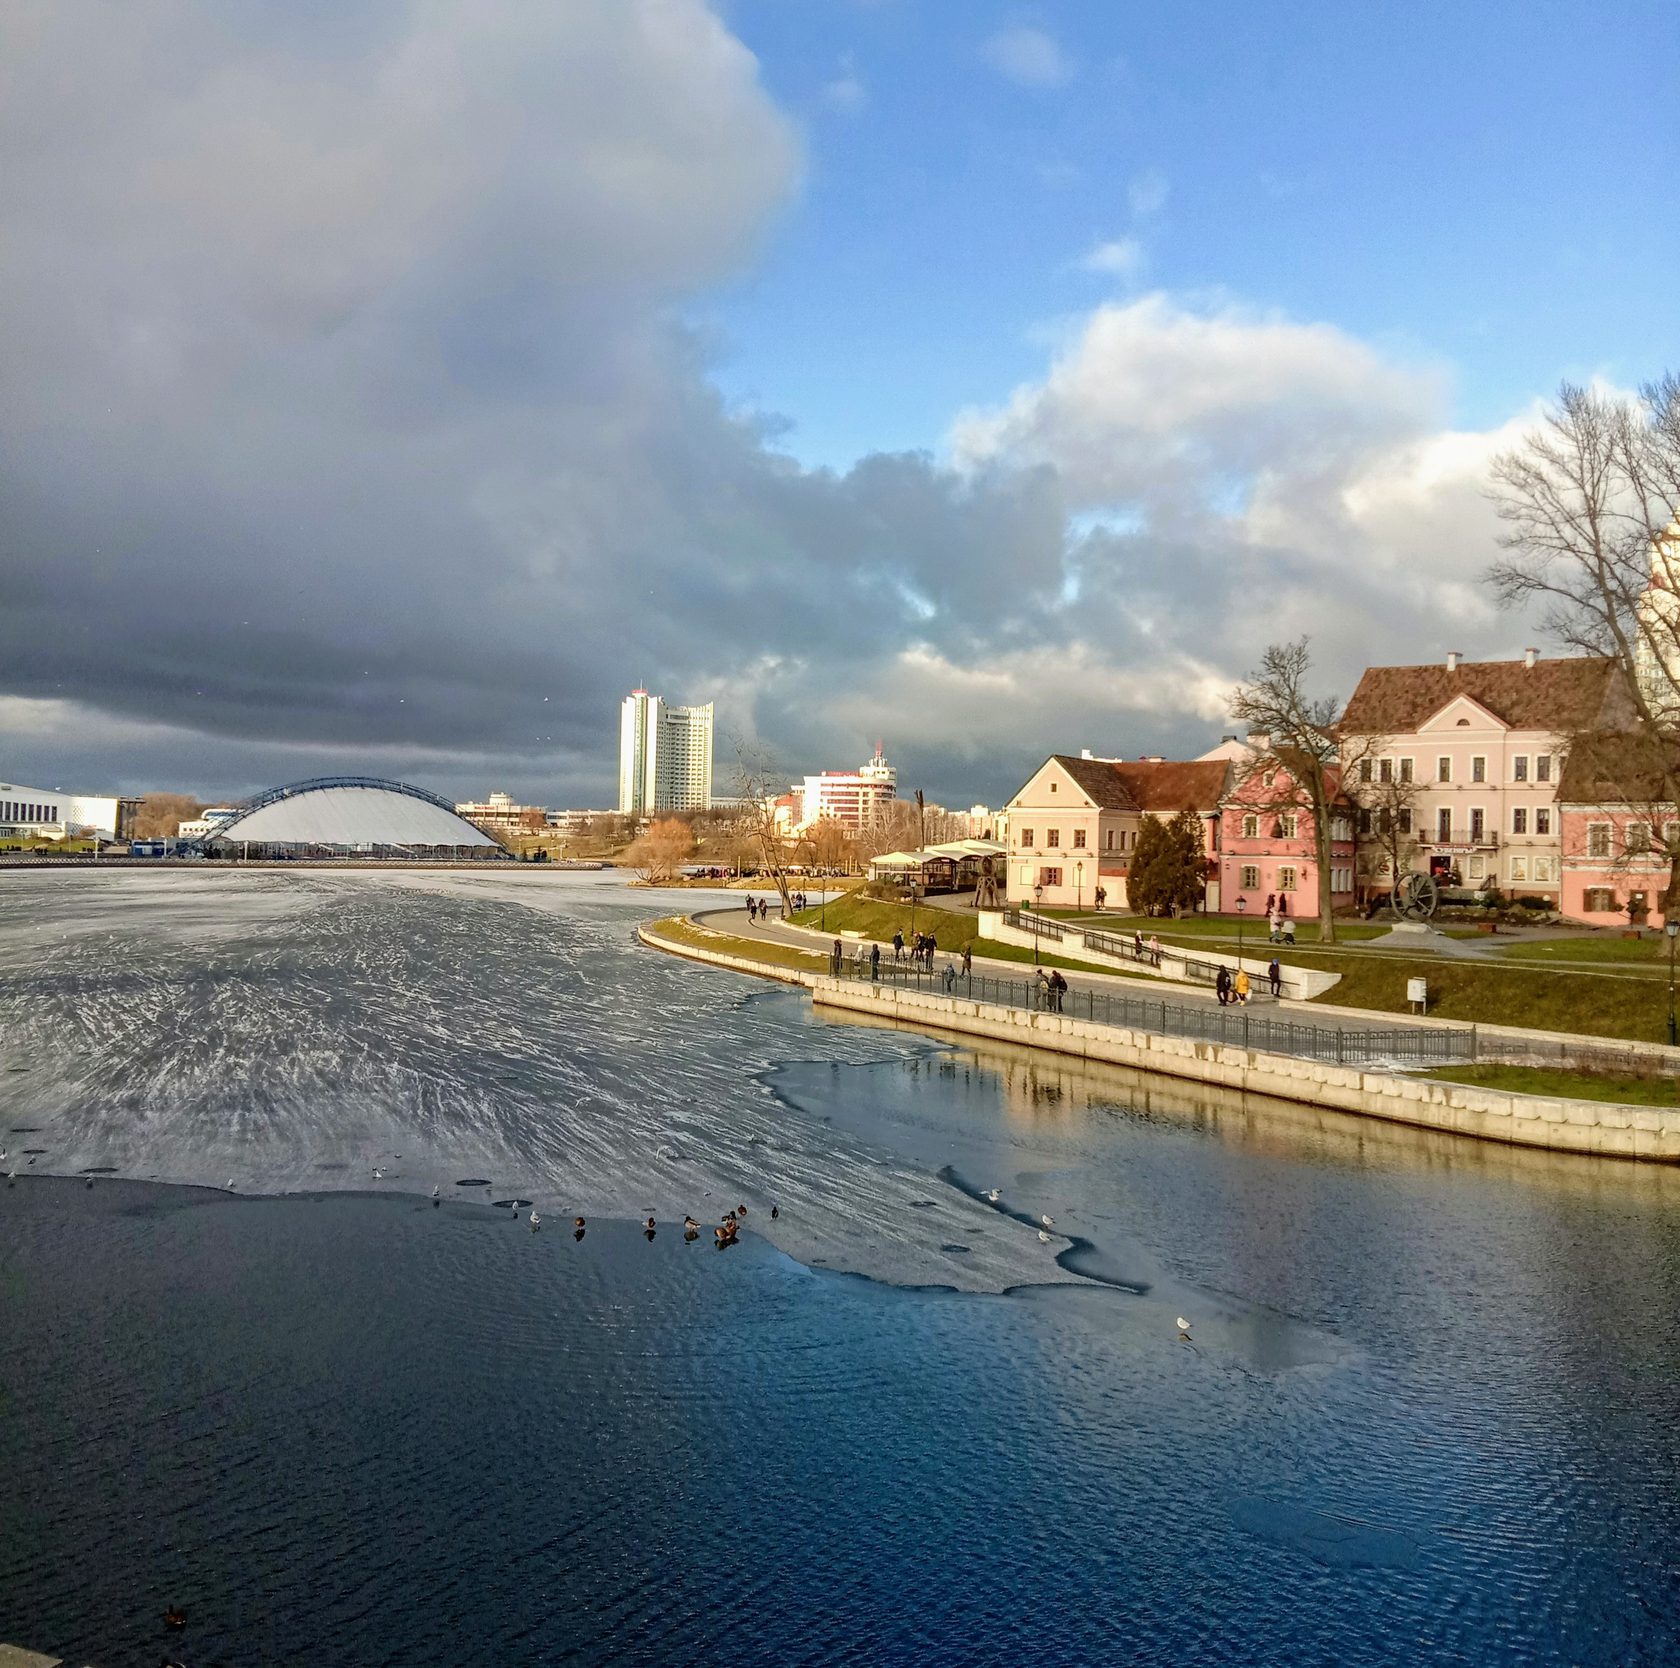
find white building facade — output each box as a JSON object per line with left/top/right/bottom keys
{"left": 794, "top": 747, "right": 897, "bottom": 830}
{"left": 0, "top": 782, "right": 140, "bottom": 841}
{"left": 618, "top": 690, "right": 714, "bottom": 815}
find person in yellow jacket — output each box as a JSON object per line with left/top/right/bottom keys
{"left": 1234, "top": 967, "right": 1250, "bottom": 1004}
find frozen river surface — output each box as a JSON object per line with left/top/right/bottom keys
{"left": 1, "top": 868, "right": 1679, "bottom": 1665}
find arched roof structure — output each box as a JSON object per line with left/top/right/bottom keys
{"left": 206, "top": 776, "right": 500, "bottom": 852}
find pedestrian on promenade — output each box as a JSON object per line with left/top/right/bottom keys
{"left": 1051, "top": 969, "right": 1068, "bottom": 1011}
{"left": 1133, "top": 929, "right": 1144, "bottom": 960}
{"left": 748, "top": 896, "right": 758, "bottom": 924}
{"left": 1279, "top": 915, "right": 1295, "bottom": 945}
{"left": 1235, "top": 967, "right": 1250, "bottom": 1005}
{"left": 1149, "top": 933, "right": 1160, "bottom": 967}
{"left": 893, "top": 930, "right": 906, "bottom": 962}
{"left": 870, "top": 942, "right": 881, "bottom": 981}
{"left": 1265, "top": 892, "right": 1276, "bottom": 918}
{"left": 961, "top": 945, "right": 972, "bottom": 978}
{"left": 1268, "top": 958, "right": 1282, "bottom": 997}
{"left": 831, "top": 938, "right": 843, "bottom": 976}
{"left": 1095, "top": 885, "right": 1106, "bottom": 911}
{"left": 943, "top": 961, "right": 956, "bottom": 992}
{"left": 1215, "top": 966, "right": 1230, "bottom": 1005}
{"left": 926, "top": 931, "right": 938, "bottom": 967}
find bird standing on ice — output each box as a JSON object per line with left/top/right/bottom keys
{"left": 1176, "top": 1316, "right": 1192, "bottom": 1336}
{"left": 1040, "top": 1214, "right": 1054, "bottom": 1228}
{"left": 1038, "top": 1230, "right": 1051, "bottom": 1244}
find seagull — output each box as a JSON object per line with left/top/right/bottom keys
{"left": 226, "top": 1178, "right": 236, "bottom": 1190}
{"left": 985, "top": 1188, "right": 1000, "bottom": 1203}
{"left": 431, "top": 1185, "right": 440, "bottom": 1199}
{"left": 530, "top": 1212, "right": 542, "bottom": 1231}
{"left": 371, "top": 1166, "right": 385, "bottom": 1180}
{"left": 1176, "top": 1316, "right": 1192, "bottom": 1335}
{"left": 1038, "top": 1230, "right": 1051, "bottom": 1243}
{"left": 1040, "top": 1214, "right": 1054, "bottom": 1228}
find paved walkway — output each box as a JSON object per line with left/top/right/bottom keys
{"left": 690, "top": 905, "right": 1443, "bottom": 1047}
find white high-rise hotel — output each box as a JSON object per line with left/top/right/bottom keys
{"left": 618, "top": 690, "right": 714, "bottom": 815}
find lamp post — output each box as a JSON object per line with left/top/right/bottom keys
{"left": 1667, "top": 919, "right": 1678, "bottom": 1047}
{"left": 1237, "top": 893, "right": 1247, "bottom": 968}
{"left": 1076, "top": 859, "right": 1084, "bottom": 914}
{"left": 1033, "top": 881, "right": 1044, "bottom": 965}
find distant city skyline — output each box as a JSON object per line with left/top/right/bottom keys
{"left": 1, "top": 3, "right": 1672, "bottom": 810}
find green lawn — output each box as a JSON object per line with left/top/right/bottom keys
{"left": 1052, "top": 911, "right": 1395, "bottom": 944}
{"left": 1490, "top": 936, "right": 1670, "bottom": 965}
{"left": 1419, "top": 1063, "right": 1680, "bottom": 1106}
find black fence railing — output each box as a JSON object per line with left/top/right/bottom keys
{"left": 828, "top": 957, "right": 1478, "bottom": 1065}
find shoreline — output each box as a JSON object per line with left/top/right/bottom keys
{"left": 638, "top": 916, "right": 1680, "bottom": 1165}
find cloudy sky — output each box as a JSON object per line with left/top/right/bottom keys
{"left": 2, "top": 0, "right": 1675, "bottom": 809}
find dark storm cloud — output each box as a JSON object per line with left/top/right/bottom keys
{"left": 0, "top": 2, "right": 1525, "bottom": 808}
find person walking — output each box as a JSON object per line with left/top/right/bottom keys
{"left": 1268, "top": 957, "right": 1282, "bottom": 998}
{"left": 1215, "top": 965, "right": 1230, "bottom": 1005}
{"left": 926, "top": 931, "right": 939, "bottom": 968}
{"left": 1235, "top": 967, "right": 1250, "bottom": 1005}
{"left": 1051, "top": 969, "right": 1068, "bottom": 1012}
{"left": 1149, "top": 933, "right": 1160, "bottom": 967}
{"left": 942, "top": 961, "right": 956, "bottom": 993}
{"left": 831, "top": 938, "right": 844, "bottom": 977}
{"left": 892, "top": 929, "right": 906, "bottom": 962}
{"left": 870, "top": 942, "right": 881, "bottom": 982}
{"left": 961, "top": 944, "right": 972, "bottom": 979}
{"left": 1094, "top": 885, "right": 1106, "bottom": 912}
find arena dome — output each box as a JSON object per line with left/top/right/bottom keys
{"left": 205, "top": 777, "right": 503, "bottom": 857}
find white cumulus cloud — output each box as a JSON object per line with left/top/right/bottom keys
{"left": 981, "top": 25, "right": 1074, "bottom": 88}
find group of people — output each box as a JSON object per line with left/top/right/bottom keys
{"left": 1036, "top": 968, "right": 1070, "bottom": 1011}
{"left": 1261, "top": 894, "right": 1297, "bottom": 944}
{"left": 744, "top": 891, "right": 812, "bottom": 924}
{"left": 1216, "top": 958, "right": 1285, "bottom": 1004}
{"left": 1130, "top": 929, "right": 1163, "bottom": 967}
{"left": 892, "top": 928, "right": 940, "bottom": 967}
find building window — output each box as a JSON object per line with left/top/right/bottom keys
{"left": 1438, "top": 756, "right": 1451, "bottom": 783}
{"left": 1399, "top": 758, "right": 1414, "bottom": 784}
{"left": 1020, "top": 828, "right": 1034, "bottom": 848}
{"left": 1241, "top": 814, "right": 1259, "bottom": 838}
{"left": 1038, "top": 867, "right": 1062, "bottom": 888}
{"left": 1281, "top": 813, "right": 1299, "bottom": 838}
{"left": 1510, "top": 856, "right": 1529, "bottom": 880}
{"left": 1240, "top": 864, "right": 1260, "bottom": 889}
{"left": 1472, "top": 756, "right": 1486, "bottom": 783}
{"left": 1584, "top": 886, "right": 1615, "bottom": 911}
{"left": 1437, "top": 808, "right": 1452, "bottom": 842}
{"left": 1587, "top": 823, "right": 1611, "bottom": 859}
{"left": 1532, "top": 857, "right": 1557, "bottom": 883}
{"left": 1468, "top": 856, "right": 1486, "bottom": 880}
{"left": 1470, "top": 808, "right": 1485, "bottom": 841}
{"left": 1359, "top": 759, "right": 1373, "bottom": 784}
{"left": 1331, "top": 867, "right": 1352, "bottom": 892}
{"left": 1513, "top": 755, "right": 1528, "bottom": 782}
{"left": 1536, "top": 808, "right": 1551, "bottom": 836}
{"left": 1628, "top": 822, "right": 1652, "bottom": 854}
{"left": 1512, "top": 808, "right": 1527, "bottom": 835}
{"left": 1277, "top": 866, "right": 1298, "bottom": 891}
{"left": 1665, "top": 820, "right": 1680, "bottom": 851}
{"left": 1536, "top": 754, "right": 1551, "bottom": 782}
{"left": 1379, "top": 758, "right": 1393, "bottom": 784}
{"left": 1072, "top": 829, "right": 1086, "bottom": 848}
{"left": 1262, "top": 770, "right": 1276, "bottom": 789}
{"left": 1046, "top": 829, "right": 1060, "bottom": 848}
{"left": 1331, "top": 817, "right": 1351, "bottom": 842}
{"left": 1049, "top": 782, "right": 1057, "bottom": 793}
{"left": 1105, "top": 829, "right": 1114, "bottom": 851}
{"left": 1358, "top": 808, "right": 1373, "bottom": 835}
{"left": 1398, "top": 808, "right": 1413, "bottom": 834}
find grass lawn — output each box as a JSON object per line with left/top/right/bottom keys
{"left": 1057, "top": 913, "right": 1396, "bottom": 944}
{"left": 1418, "top": 1063, "right": 1680, "bottom": 1106}
{"left": 646, "top": 916, "right": 827, "bottom": 975}
{"left": 1490, "top": 936, "right": 1669, "bottom": 965}
{"left": 789, "top": 895, "right": 1145, "bottom": 979}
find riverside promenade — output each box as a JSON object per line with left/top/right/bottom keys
{"left": 641, "top": 909, "right": 1680, "bottom": 1164}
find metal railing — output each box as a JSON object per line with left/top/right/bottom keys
{"left": 1006, "top": 909, "right": 1236, "bottom": 992}
{"left": 828, "top": 957, "right": 1478, "bottom": 1065}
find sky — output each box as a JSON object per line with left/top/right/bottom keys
{"left": 1, "top": 0, "right": 1675, "bottom": 810}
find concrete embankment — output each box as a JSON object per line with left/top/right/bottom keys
{"left": 638, "top": 920, "right": 1680, "bottom": 1164}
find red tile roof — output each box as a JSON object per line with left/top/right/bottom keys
{"left": 1340, "top": 655, "right": 1628, "bottom": 735}
{"left": 1045, "top": 755, "right": 1229, "bottom": 813}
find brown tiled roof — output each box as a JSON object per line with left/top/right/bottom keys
{"left": 1555, "top": 730, "right": 1680, "bottom": 806}
{"left": 1046, "top": 755, "right": 1230, "bottom": 812}
{"left": 1340, "top": 655, "right": 1628, "bottom": 735}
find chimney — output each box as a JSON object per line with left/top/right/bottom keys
{"left": 1446, "top": 651, "right": 1461, "bottom": 672}
{"left": 1524, "top": 646, "right": 1538, "bottom": 669}
{"left": 1081, "top": 748, "right": 1094, "bottom": 760}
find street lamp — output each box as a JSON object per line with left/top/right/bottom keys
{"left": 1667, "top": 919, "right": 1678, "bottom": 1046}
{"left": 1032, "top": 881, "right": 1044, "bottom": 965}
{"left": 1237, "top": 894, "right": 1247, "bottom": 969}
{"left": 1075, "top": 859, "right": 1084, "bottom": 914}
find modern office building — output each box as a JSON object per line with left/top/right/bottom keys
{"left": 618, "top": 691, "right": 714, "bottom": 815}
{"left": 0, "top": 782, "right": 140, "bottom": 842}
{"left": 793, "top": 746, "right": 897, "bottom": 830}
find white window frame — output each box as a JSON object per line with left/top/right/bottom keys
{"left": 1586, "top": 822, "right": 1611, "bottom": 859}
{"left": 1512, "top": 755, "right": 1529, "bottom": 782}
{"left": 1437, "top": 756, "right": 1452, "bottom": 783}
{"left": 1241, "top": 813, "right": 1259, "bottom": 839}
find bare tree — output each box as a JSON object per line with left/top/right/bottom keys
{"left": 1487, "top": 374, "right": 1680, "bottom": 915}
{"left": 729, "top": 737, "right": 797, "bottom": 915}
{"left": 1350, "top": 765, "right": 1421, "bottom": 909}
{"left": 132, "top": 792, "right": 206, "bottom": 839}
{"left": 624, "top": 817, "right": 695, "bottom": 884}
{"left": 1229, "top": 638, "right": 1366, "bottom": 943}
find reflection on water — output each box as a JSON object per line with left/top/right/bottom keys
{"left": 0, "top": 872, "right": 1677, "bottom": 1664}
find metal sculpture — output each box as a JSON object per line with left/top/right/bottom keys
{"left": 1391, "top": 871, "right": 1440, "bottom": 920}
{"left": 974, "top": 854, "right": 1002, "bottom": 910}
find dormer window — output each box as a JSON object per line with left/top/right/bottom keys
{"left": 1049, "top": 782, "right": 1057, "bottom": 792}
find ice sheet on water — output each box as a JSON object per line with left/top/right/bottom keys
{"left": 0, "top": 869, "right": 1069, "bottom": 1290}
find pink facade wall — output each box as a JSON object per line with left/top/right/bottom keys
{"left": 1218, "top": 773, "right": 1354, "bottom": 918}
{"left": 1559, "top": 806, "right": 1675, "bottom": 928}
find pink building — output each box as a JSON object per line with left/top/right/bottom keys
{"left": 1338, "top": 651, "right": 1629, "bottom": 905}
{"left": 1557, "top": 741, "right": 1678, "bottom": 928}
{"left": 1216, "top": 758, "right": 1356, "bottom": 920}
{"left": 1001, "top": 753, "right": 1228, "bottom": 910}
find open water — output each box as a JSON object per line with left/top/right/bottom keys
{"left": 0, "top": 869, "right": 1677, "bottom": 1665}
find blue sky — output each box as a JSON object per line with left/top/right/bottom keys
{"left": 1, "top": 0, "right": 1675, "bottom": 807}
{"left": 712, "top": 0, "right": 1678, "bottom": 466}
